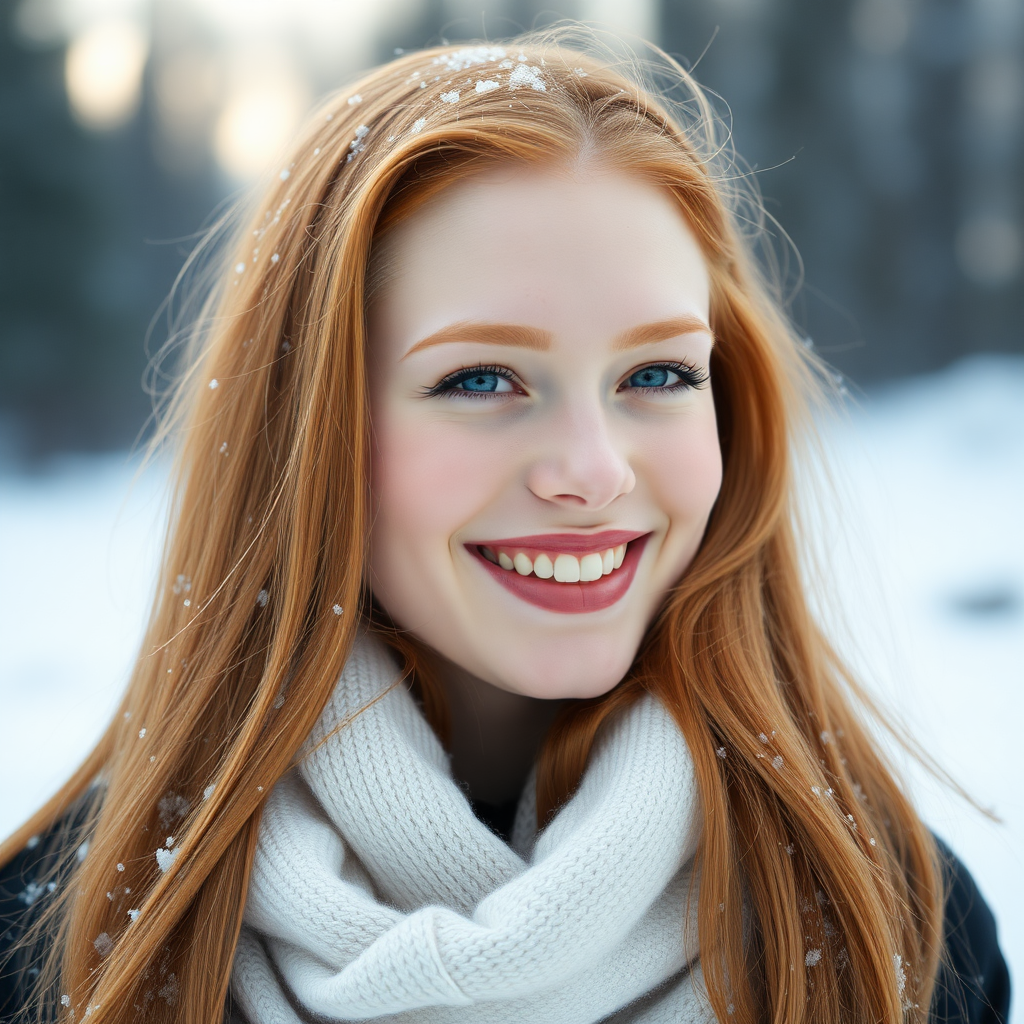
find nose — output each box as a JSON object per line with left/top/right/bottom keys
{"left": 526, "top": 405, "right": 636, "bottom": 509}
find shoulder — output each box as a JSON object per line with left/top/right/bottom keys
{"left": 932, "top": 835, "right": 1012, "bottom": 1024}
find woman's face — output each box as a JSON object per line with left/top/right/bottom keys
{"left": 367, "top": 163, "right": 722, "bottom": 700}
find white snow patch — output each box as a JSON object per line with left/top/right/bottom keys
{"left": 155, "top": 846, "right": 178, "bottom": 873}
{"left": 805, "top": 948, "right": 822, "bottom": 967}
{"left": 410, "top": 117, "right": 427, "bottom": 134}
{"left": 508, "top": 64, "right": 546, "bottom": 92}
{"left": 894, "top": 953, "right": 906, "bottom": 993}
{"left": 346, "top": 124, "right": 370, "bottom": 163}
{"left": 475, "top": 80, "right": 499, "bottom": 94}
{"left": 431, "top": 46, "right": 506, "bottom": 73}
{"left": 439, "top": 90, "right": 460, "bottom": 104}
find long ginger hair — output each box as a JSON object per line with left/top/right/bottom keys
{"left": 1, "top": 29, "right": 942, "bottom": 1024}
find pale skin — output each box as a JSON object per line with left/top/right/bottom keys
{"left": 367, "top": 161, "right": 723, "bottom": 804}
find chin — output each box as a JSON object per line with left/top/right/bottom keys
{"left": 490, "top": 635, "right": 641, "bottom": 701}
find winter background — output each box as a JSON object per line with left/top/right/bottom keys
{"left": 1, "top": 0, "right": 1021, "bottom": 1014}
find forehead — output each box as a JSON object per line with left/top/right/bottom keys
{"left": 369, "top": 163, "right": 711, "bottom": 351}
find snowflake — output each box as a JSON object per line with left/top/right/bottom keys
{"left": 431, "top": 46, "right": 506, "bottom": 73}
{"left": 346, "top": 124, "right": 370, "bottom": 163}
{"left": 508, "top": 64, "right": 546, "bottom": 92}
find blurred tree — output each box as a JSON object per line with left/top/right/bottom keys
{"left": 660, "top": 0, "right": 1024, "bottom": 384}
{"left": 0, "top": 0, "right": 218, "bottom": 459}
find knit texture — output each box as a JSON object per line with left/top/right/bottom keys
{"left": 231, "top": 632, "right": 711, "bottom": 1023}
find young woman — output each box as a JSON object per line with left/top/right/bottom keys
{"left": 0, "top": 31, "right": 1010, "bottom": 1024}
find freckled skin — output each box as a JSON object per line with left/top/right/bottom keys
{"left": 367, "top": 163, "right": 722, "bottom": 701}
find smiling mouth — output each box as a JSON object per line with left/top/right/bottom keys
{"left": 467, "top": 531, "right": 650, "bottom": 614}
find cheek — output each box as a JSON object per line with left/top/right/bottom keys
{"left": 640, "top": 403, "right": 723, "bottom": 531}
{"left": 370, "top": 406, "right": 511, "bottom": 554}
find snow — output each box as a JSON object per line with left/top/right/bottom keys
{"left": 508, "top": 64, "right": 547, "bottom": 92}
{"left": 431, "top": 46, "right": 507, "bottom": 73}
{"left": 0, "top": 355, "right": 1020, "bottom": 1011}
{"left": 346, "top": 124, "right": 370, "bottom": 163}
{"left": 155, "top": 846, "right": 178, "bottom": 872}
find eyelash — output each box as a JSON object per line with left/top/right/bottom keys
{"left": 621, "top": 361, "right": 710, "bottom": 393}
{"left": 422, "top": 364, "right": 524, "bottom": 400}
{"left": 423, "top": 360, "right": 710, "bottom": 399}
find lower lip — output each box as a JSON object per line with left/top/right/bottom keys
{"left": 470, "top": 536, "right": 650, "bottom": 614}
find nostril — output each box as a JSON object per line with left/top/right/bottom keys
{"left": 552, "top": 494, "right": 587, "bottom": 505}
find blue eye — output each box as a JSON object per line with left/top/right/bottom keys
{"left": 424, "top": 365, "right": 521, "bottom": 399}
{"left": 623, "top": 362, "right": 708, "bottom": 393}
{"left": 628, "top": 366, "right": 671, "bottom": 388}
{"left": 458, "top": 372, "right": 506, "bottom": 392}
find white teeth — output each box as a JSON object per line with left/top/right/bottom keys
{"left": 485, "top": 542, "right": 632, "bottom": 581}
{"left": 553, "top": 553, "right": 581, "bottom": 582}
{"left": 533, "top": 553, "right": 554, "bottom": 579}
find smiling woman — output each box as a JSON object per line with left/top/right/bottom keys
{"left": 0, "top": 27, "right": 1009, "bottom": 1024}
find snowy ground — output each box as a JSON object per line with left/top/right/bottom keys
{"left": 1, "top": 354, "right": 1020, "bottom": 1013}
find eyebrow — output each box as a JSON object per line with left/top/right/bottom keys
{"left": 403, "top": 321, "right": 552, "bottom": 357}
{"left": 402, "top": 314, "right": 714, "bottom": 358}
{"left": 613, "top": 315, "right": 715, "bottom": 350}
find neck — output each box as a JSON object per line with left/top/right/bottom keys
{"left": 435, "top": 657, "right": 565, "bottom": 805}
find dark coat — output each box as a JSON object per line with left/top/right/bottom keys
{"left": 0, "top": 823, "right": 1011, "bottom": 1023}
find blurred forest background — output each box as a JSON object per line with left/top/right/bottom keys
{"left": 0, "top": 0, "right": 1021, "bottom": 459}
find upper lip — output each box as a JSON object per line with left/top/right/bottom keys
{"left": 468, "top": 530, "right": 649, "bottom": 555}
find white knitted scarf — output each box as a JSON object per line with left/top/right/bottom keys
{"left": 231, "top": 633, "right": 711, "bottom": 1024}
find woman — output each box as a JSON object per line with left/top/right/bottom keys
{"left": 0, "top": 31, "right": 1010, "bottom": 1024}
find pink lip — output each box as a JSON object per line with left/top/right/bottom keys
{"left": 466, "top": 533, "right": 651, "bottom": 614}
